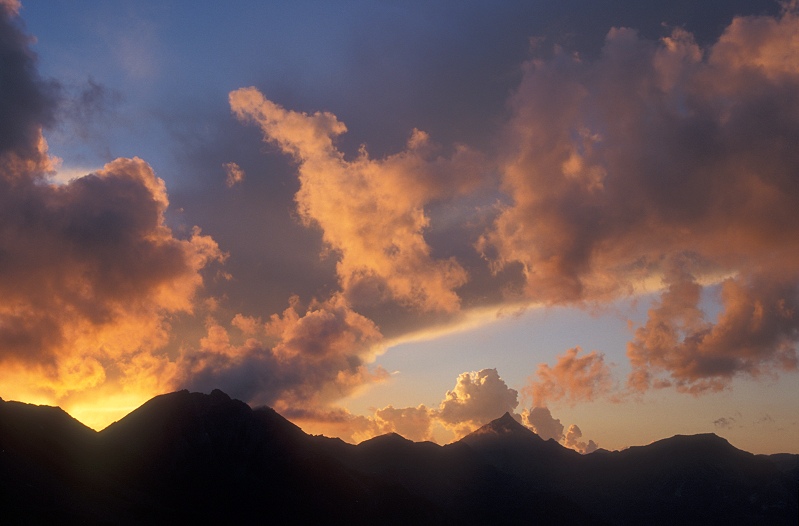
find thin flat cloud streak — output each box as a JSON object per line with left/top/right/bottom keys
{"left": 1, "top": 1, "right": 797, "bottom": 453}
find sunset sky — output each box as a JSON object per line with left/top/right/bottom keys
{"left": 3, "top": 0, "right": 798, "bottom": 454}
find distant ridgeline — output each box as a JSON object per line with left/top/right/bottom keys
{"left": 1, "top": 390, "right": 796, "bottom": 525}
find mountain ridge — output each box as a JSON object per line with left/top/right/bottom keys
{"left": 1, "top": 390, "right": 796, "bottom": 525}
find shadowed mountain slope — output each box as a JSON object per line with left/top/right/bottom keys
{"left": 1, "top": 391, "right": 796, "bottom": 525}
{"left": 574, "top": 433, "right": 796, "bottom": 525}
{"left": 2, "top": 391, "right": 435, "bottom": 524}
{"left": 0, "top": 398, "right": 102, "bottom": 523}
{"left": 458, "top": 412, "right": 582, "bottom": 481}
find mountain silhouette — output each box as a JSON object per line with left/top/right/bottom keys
{"left": 1, "top": 391, "right": 796, "bottom": 525}
{"left": 464, "top": 411, "right": 529, "bottom": 436}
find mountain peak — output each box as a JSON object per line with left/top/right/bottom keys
{"left": 360, "top": 431, "right": 412, "bottom": 445}
{"left": 464, "top": 412, "right": 533, "bottom": 439}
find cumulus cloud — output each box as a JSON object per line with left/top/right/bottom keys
{"left": 526, "top": 346, "right": 614, "bottom": 407}
{"left": 280, "top": 365, "right": 602, "bottom": 453}
{"left": 289, "top": 368, "right": 518, "bottom": 442}
{"left": 373, "top": 405, "right": 435, "bottom": 442}
{"left": 520, "top": 406, "right": 600, "bottom": 453}
{"left": 563, "top": 424, "right": 598, "bottom": 454}
{"left": 287, "top": 368, "right": 517, "bottom": 443}
{"left": 0, "top": 156, "right": 224, "bottom": 402}
{"left": 176, "top": 293, "right": 388, "bottom": 412}
{"left": 0, "top": 5, "right": 222, "bottom": 420}
{"left": 437, "top": 368, "right": 519, "bottom": 437}
{"left": 523, "top": 406, "right": 565, "bottom": 442}
{"left": 627, "top": 262, "right": 799, "bottom": 393}
{"left": 229, "top": 88, "right": 484, "bottom": 313}
{"left": 479, "top": 6, "right": 799, "bottom": 391}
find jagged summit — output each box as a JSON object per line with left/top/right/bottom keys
{"left": 463, "top": 411, "right": 533, "bottom": 438}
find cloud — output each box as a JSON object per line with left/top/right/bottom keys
{"left": 5, "top": 0, "right": 797, "bottom": 443}
{"left": 627, "top": 261, "right": 799, "bottom": 393}
{"left": 230, "top": 87, "right": 485, "bottom": 313}
{"left": 437, "top": 368, "right": 519, "bottom": 437}
{"left": 278, "top": 406, "right": 381, "bottom": 444}
{"left": 0, "top": 0, "right": 19, "bottom": 17}
{"left": 176, "top": 293, "right": 388, "bottom": 412}
{"left": 222, "top": 6, "right": 799, "bottom": 411}
{"left": 223, "top": 161, "right": 245, "bottom": 187}
{"left": 709, "top": 2, "right": 799, "bottom": 81}
{"left": 290, "top": 368, "right": 518, "bottom": 443}
{"left": 478, "top": 6, "right": 799, "bottom": 391}
{"left": 563, "top": 424, "right": 598, "bottom": 454}
{"left": 283, "top": 366, "right": 603, "bottom": 452}
{"left": 0, "top": 156, "right": 223, "bottom": 400}
{"left": 53, "top": 78, "right": 123, "bottom": 149}
{"left": 373, "top": 405, "right": 435, "bottom": 442}
{"left": 526, "top": 346, "right": 614, "bottom": 407}
{"left": 521, "top": 406, "right": 600, "bottom": 453}
{"left": 285, "top": 368, "right": 518, "bottom": 443}
{"left": 0, "top": 3, "right": 57, "bottom": 168}
{"left": 713, "top": 416, "right": 736, "bottom": 429}
{"left": 522, "top": 406, "right": 564, "bottom": 442}
{"left": 0, "top": 5, "right": 223, "bottom": 420}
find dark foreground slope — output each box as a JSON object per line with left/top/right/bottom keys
{"left": 453, "top": 414, "right": 796, "bottom": 525}
{"left": 1, "top": 391, "right": 434, "bottom": 525}
{"left": 1, "top": 392, "right": 796, "bottom": 525}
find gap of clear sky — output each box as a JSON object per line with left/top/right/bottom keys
{"left": 1, "top": 0, "right": 796, "bottom": 454}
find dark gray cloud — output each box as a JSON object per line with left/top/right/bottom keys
{"left": 175, "top": 294, "right": 386, "bottom": 411}
{"left": 0, "top": 1, "right": 57, "bottom": 162}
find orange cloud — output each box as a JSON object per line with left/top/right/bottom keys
{"left": 479, "top": 6, "right": 799, "bottom": 391}
{"left": 436, "top": 368, "right": 519, "bottom": 437}
{"left": 229, "top": 88, "right": 484, "bottom": 313}
{"left": 223, "top": 161, "right": 245, "bottom": 187}
{"left": 280, "top": 406, "right": 381, "bottom": 444}
{"left": 0, "top": 155, "right": 223, "bottom": 413}
{"left": 283, "top": 367, "right": 600, "bottom": 452}
{"left": 709, "top": 4, "right": 799, "bottom": 81}
{"left": 287, "top": 368, "right": 518, "bottom": 443}
{"left": 526, "top": 346, "right": 614, "bottom": 407}
{"left": 627, "top": 262, "right": 799, "bottom": 394}
{"left": 176, "top": 293, "right": 388, "bottom": 413}
{"left": 373, "top": 405, "right": 435, "bottom": 442}
{"left": 0, "top": 5, "right": 223, "bottom": 423}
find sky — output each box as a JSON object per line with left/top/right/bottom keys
{"left": 1, "top": 0, "right": 797, "bottom": 454}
